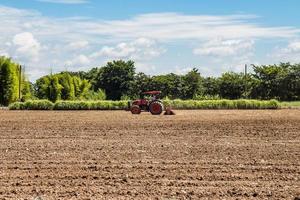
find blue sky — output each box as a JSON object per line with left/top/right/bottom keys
{"left": 1, "top": 0, "right": 300, "bottom": 80}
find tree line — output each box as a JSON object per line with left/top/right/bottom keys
{"left": 0, "top": 56, "right": 299, "bottom": 106}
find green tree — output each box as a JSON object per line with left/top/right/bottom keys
{"left": 97, "top": 60, "right": 135, "bottom": 100}
{"left": 21, "top": 81, "right": 33, "bottom": 102}
{"left": 182, "top": 68, "right": 204, "bottom": 99}
{"left": 251, "top": 63, "right": 288, "bottom": 100}
{"left": 49, "top": 76, "right": 62, "bottom": 102}
{"left": 128, "top": 72, "right": 152, "bottom": 98}
{"left": 251, "top": 63, "right": 300, "bottom": 100}
{"left": 285, "top": 64, "right": 300, "bottom": 100}
{"left": 150, "top": 73, "right": 184, "bottom": 99}
{"left": 35, "top": 75, "right": 62, "bottom": 102}
{"left": 0, "top": 57, "right": 20, "bottom": 106}
{"left": 203, "top": 77, "right": 220, "bottom": 96}
{"left": 219, "top": 72, "right": 245, "bottom": 99}
{"left": 35, "top": 73, "right": 90, "bottom": 102}
{"left": 58, "top": 73, "right": 75, "bottom": 100}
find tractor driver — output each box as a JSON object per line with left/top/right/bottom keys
{"left": 151, "top": 94, "right": 157, "bottom": 101}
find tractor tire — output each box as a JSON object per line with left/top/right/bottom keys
{"left": 130, "top": 105, "right": 141, "bottom": 114}
{"left": 149, "top": 101, "right": 164, "bottom": 115}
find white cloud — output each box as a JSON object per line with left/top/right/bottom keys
{"left": 193, "top": 39, "right": 255, "bottom": 75}
{"left": 174, "top": 67, "right": 193, "bottom": 75}
{"left": 83, "top": 13, "right": 298, "bottom": 41}
{"left": 13, "top": 32, "right": 41, "bottom": 62}
{"left": 77, "top": 54, "right": 90, "bottom": 65}
{"left": 36, "top": 0, "right": 89, "bottom": 4}
{"left": 92, "top": 43, "right": 136, "bottom": 58}
{"left": 90, "top": 38, "right": 165, "bottom": 61}
{"left": 270, "top": 40, "right": 300, "bottom": 63}
{"left": 67, "top": 40, "right": 89, "bottom": 49}
{"left": 1, "top": 6, "right": 297, "bottom": 44}
{"left": 193, "top": 39, "right": 254, "bottom": 57}
{"left": 283, "top": 41, "right": 300, "bottom": 53}
{"left": 0, "top": 51, "right": 10, "bottom": 57}
{"left": 65, "top": 54, "right": 91, "bottom": 66}
{"left": 135, "top": 62, "right": 157, "bottom": 74}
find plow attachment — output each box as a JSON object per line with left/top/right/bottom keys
{"left": 164, "top": 106, "right": 175, "bottom": 115}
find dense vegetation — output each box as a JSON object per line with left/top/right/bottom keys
{"left": 0, "top": 57, "right": 31, "bottom": 106}
{"left": 35, "top": 72, "right": 91, "bottom": 102}
{"left": 9, "top": 99, "right": 279, "bottom": 110}
{"left": 75, "top": 61, "right": 300, "bottom": 101}
{"left": 1, "top": 56, "right": 300, "bottom": 107}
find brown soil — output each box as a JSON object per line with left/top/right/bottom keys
{"left": 0, "top": 110, "right": 299, "bottom": 199}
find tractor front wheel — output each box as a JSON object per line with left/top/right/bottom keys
{"left": 149, "top": 101, "right": 164, "bottom": 115}
{"left": 131, "top": 105, "right": 141, "bottom": 114}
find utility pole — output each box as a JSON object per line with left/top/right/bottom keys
{"left": 19, "top": 65, "right": 22, "bottom": 101}
{"left": 49, "top": 67, "right": 53, "bottom": 101}
{"left": 244, "top": 64, "right": 248, "bottom": 99}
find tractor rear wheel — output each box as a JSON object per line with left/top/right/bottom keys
{"left": 130, "top": 105, "right": 141, "bottom": 114}
{"left": 149, "top": 101, "right": 164, "bottom": 115}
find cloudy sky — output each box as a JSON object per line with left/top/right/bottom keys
{"left": 1, "top": 0, "right": 300, "bottom": 80}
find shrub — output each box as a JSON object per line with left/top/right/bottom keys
{"left": 8, "top": 102, "right": 25, "bottom": 110}
{"left": 193, "top": 94, "right": 221, "bottom": 100}
{"left": 83, "top": 89, "right": 106, "bottom": 101}
{"left": 164, "top": 99, "right": 279, "bottom": 110}
{"left": 54, "top": 100, "right": 128, "bottom": 110}
{"left": 54, "top": 101, "right": 91, "bottom": 110}
{"left": 9, "top": 100, "right": 54, "bottom": 110}
{"left": 9, "top": 99, "right": 279, "bottom": 110}
{"left": 23, "top": 100, "right": 54, "bottom": 110}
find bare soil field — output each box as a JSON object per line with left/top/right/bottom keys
{"left": 0, "top": 110, "right": 299, "bottom": 200}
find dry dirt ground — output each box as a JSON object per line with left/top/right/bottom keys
{"left": 0, "top": 110, "right": 299, "bottom": 200}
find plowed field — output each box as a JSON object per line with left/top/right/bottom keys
{"left": 0, "top": 110, "right": 299, "bottom": 199}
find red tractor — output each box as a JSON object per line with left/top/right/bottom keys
{"left": 128, "top": 91, "right": 164, "bottom": 115}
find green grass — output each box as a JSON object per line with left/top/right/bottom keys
{"left": 280, "top": 101, "right": 300, "bottom": 108}
{"left": 9, "top": 99, "right": 280, "bottom": 110}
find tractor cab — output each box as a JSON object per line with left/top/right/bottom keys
{"left": 142, "top": 91, "right": 161, "bottom": 102}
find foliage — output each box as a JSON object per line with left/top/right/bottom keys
{"left": 21, "top": 81, "right": 33, "bottom": 102}
{"left": 2, "top": 58, "right": 300, "bottom": 104}
{"left": 251, "top": 63, "right": 300, "bottom": 101}
{"left": 93, "top": 60, "right": 135, "bottom": 100}
{"left": 182, "top": 68, "right": 204, "bottom": 99}
{"left": 9, "top": 100, "right": 54, "bottom": 110}
{"left": 35, "top": 72, "right": 91, "bottom": 102}
{"left": 202, "top": 77, "right": 220, "bottom": 97}
{"left": 219, "top": 72, "right": 246, "bottom": 99}
{"left": 280, "top": 101, "right": 300, "bottom": 108}
{"left": 193, "top": 94, "right": 221, "bottom": 100}
{"left": 0, "top": 57, "right": 20, "bottom": 106}
{"left": 129, "top": 72, "right": 152, "bottom": 98}
{"left": 164, "top": 99, "right": 279, "bottom": 109}
{"left": 54, "top": 100, "right": 128, "bottom": 110}
{"left": 54, "top": 101, "right": 91, "bottom": 110}
{"left": 83, "top": 89, "right": 106, "bottom": 100}
{"left": 9, "top": 99, "right": 279, "bottom": 110}
{"left": 8, "top": 102, "right": 24, "bottom": 110}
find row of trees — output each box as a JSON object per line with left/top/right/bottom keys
{"left": 0, "top": 56, "right": 299, "bottom": 105}
{"left": 75, "top": 61, "right": 300, "bottom": 101}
